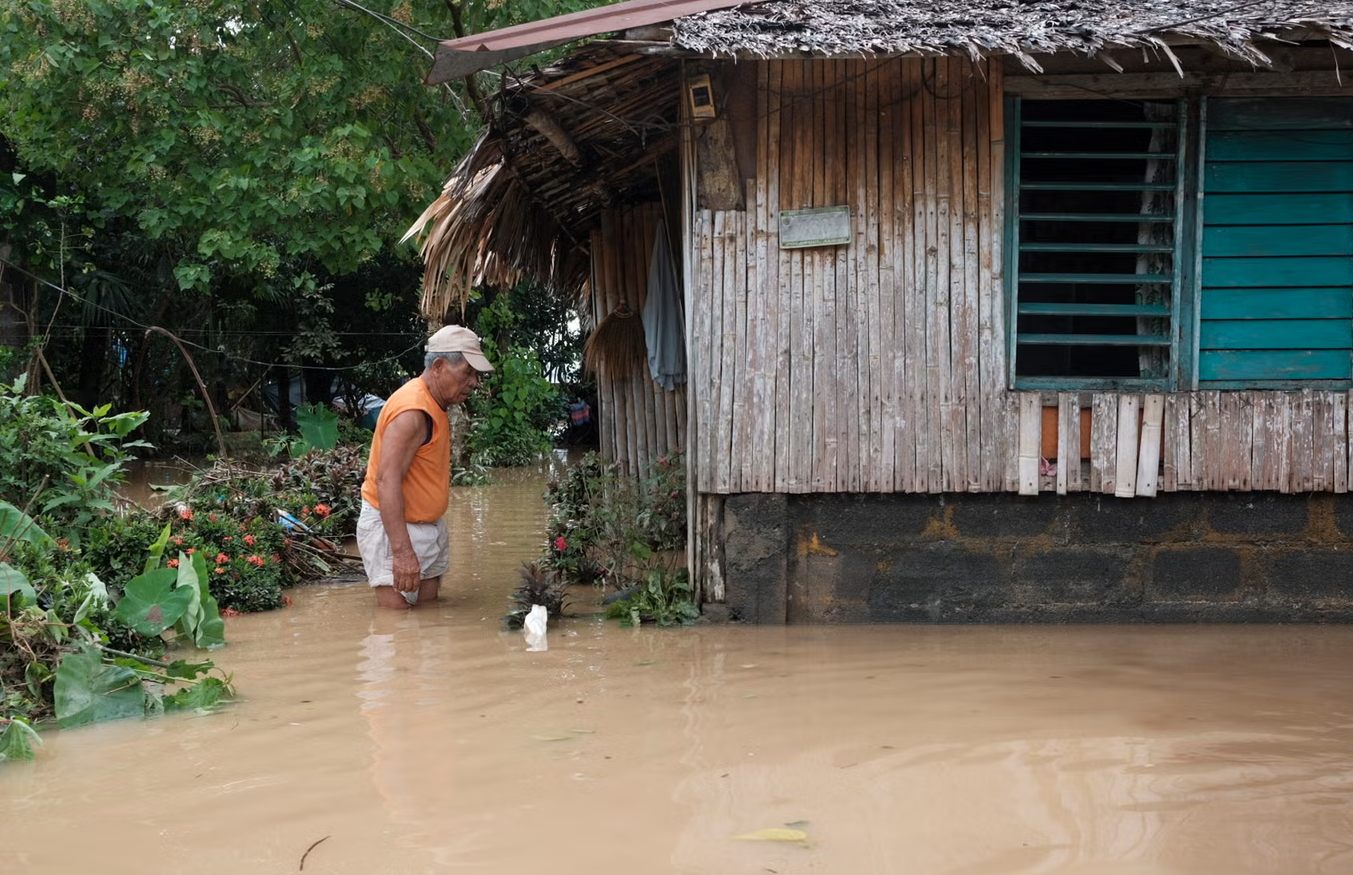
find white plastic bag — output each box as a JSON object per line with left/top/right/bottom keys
{"left": 524, "top": 604, "right": 548, "bottom": 652}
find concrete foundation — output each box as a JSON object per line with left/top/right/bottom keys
{"left": 718, "top": 492, "right": 1353, "bottom": 623}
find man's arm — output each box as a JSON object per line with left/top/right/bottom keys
{"left": 374, "top": 409, "right": 426, "bottom": 593}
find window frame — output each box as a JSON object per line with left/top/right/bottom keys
{"left": 1005, "top": 93, "right": 1353, "bottom": 393}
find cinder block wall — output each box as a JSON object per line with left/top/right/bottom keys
{"left": 720, "top": 493, "right": 1353, "bottom": 623}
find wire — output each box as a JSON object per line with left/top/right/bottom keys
{"left": 1, "top": 258, "right": 425, "bottom": 372}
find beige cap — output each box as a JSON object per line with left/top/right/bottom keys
{"left": 427, "top": 325, "right": 494, "bottom": 372}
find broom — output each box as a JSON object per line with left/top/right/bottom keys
{"left": 583, "top": 302, "right": 647, "bottom": 380}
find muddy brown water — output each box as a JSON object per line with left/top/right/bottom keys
{"left": 7, "top": 465, "right": 1353, "bottom": 874}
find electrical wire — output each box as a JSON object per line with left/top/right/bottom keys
{"left": 0, "top": 258, "right": 425, "bottom": 372}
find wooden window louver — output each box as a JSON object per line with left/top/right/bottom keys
{"left": 1008, "top": 98, "right": 1186, "bottom": 389}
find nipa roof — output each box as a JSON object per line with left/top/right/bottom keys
{"left": 671, "top": 0, "right": 1353, "bottom": 71}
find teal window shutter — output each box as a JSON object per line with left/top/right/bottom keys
{"left": 1199, "top": 97, "right": 1353, "bottom": 387}
{"left": 1009, "top": 98, "right": 1184, "bottom": 390}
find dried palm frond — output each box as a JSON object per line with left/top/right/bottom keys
{"left": 583, "top": 303, "right": 647, "bottom": 380}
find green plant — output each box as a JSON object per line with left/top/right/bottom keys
{"left": 466, "top": 345, "right": 560, "bottom": 468}
{"left": 605, "top": 566, "right": 699, "bottom": 627}
{"left": 503, "top": 560, "right": 570, "bottom": 630}
{"left": 2, "top": 502, "right": 232, "bottom": 764}
{"left": 0, "top": 375, "right": 150, "bottom": 541}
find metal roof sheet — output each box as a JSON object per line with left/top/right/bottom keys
{"left": 425, "top": 0, "right": 772, "bottom": 83}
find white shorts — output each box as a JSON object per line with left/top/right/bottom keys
{"left": 356, "top": 500, "right": 450, "bottom": 588}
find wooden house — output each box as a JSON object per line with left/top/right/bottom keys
{"left": 408, "top": 0, "right": 1353, "bottom": 622}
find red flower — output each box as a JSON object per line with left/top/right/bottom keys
{"left": 670, "top": 491, "right": 679, "bottom": 499}
{"left": 554, "top": 536, "right": 567, "bottom": 550}
{"left": 178, "top": 508, "right": 193, "bottom": 520}
{"left": 215, "top": 552, "right": 229, "bottom": 564}
{"left": 186, "top": 547, "right": 195, "bottom": 554}
{"left": 244, "top": 534, "right": 257, "bottom": 546}
{"left": 247, "top": 555, "right": 265, "bottom": 567}
{"left": 214, "top": 566, "right": 225, "bottom": 575}
{"left": 283, "top": 595, "right": 293, "bottom": 607}
{"left": 658, "top": 456, "right": 667, "bottom": 466}
{"left": 314, "top": 503, "right": 331, "bottom": 517}
{"left": 173, "top": 538, "right": 183, "bottom": 546}
{"left": 209, "top": 514, "right": 218, "bottom": 522}
{"left": 302, "top": 506, "right": 311, "bottom": 516}
{"left": 167, "top": 558, "right": 179, "bottom": 568}
{"left": 223, "top": 536, "right": 232, "bottom": 542}
{"left": 221, "top": 608, "right": 241, "bottom": 618}
{"left": 272, "top": 553, "right": 282, "bottom": 563}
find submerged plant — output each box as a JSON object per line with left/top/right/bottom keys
{"left": 502, "top": 560, "right": 569, "bottom": 630}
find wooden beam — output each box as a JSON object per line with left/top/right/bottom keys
{"left": 1005, "top": 69, "right": 1353, "bottom": 99}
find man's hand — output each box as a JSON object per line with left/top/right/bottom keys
{"left": 392, "top": 547, "right": 422, "bottom": 593}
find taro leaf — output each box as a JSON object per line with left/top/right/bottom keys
{"left": 0, "top": 563, "right": 36, "bottom": 607}
{"left": 164, "top": 676, "right": 229, "bottom": 711}
{"left": 0, "top": 500, "right": 52, "bottom": 547}
{"left": 142, "top": 522, "right": 173, "bottom": 576}
{"left": 0, "top": 719, "right": 42, "bottom": 762}
{"left": 172, "top": 551, "right": 203, "bottom": 641}
{"left": 733, "top": 828, "right": 809, "bottom": 842}
{"left": 184, "top": 550, "right": 225, "bottom": 649}
{"left": 53, "top": 645, "right": 147, "bottom": 728}
{"left": 113, "top": 567, "right": 193, "bottom": 635}
{"left": 296, "top": 402, "right": 339, "bottom": 452}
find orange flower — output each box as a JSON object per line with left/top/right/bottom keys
{"left": 244, "top": 534, "right": 257, "bottom": 546}
{"left": 214, "top": 566, "right": 225, "bottom": 574}
{"left": 301, "top": 506, "right": 311, "bottom": 516}
{"left": 246, "top": 555, "right": 265, "bottom": 567}
{"left": 313, "top": 503, "right": 331, "bottom": 517}
{"left": 178, "top": 508, "right": 193, "bottom": 520}
{"left": 215, "top": 552, "right": 229, "bottom": 564}
{"left": 167, "top": 558, "right": 179, "bottom": 568}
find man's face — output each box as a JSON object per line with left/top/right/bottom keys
{"left": 437, "top": 357, "right": 481, "bottom": 405}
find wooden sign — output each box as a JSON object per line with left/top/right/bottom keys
{"left": 778, "top": 206, "right": 850, "bottom": 249}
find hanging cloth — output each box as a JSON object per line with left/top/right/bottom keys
{"left": 641, "top": 217, "right": 687, "bottom": 390}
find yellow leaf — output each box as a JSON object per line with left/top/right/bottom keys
{"left": 733, "top": 828, "right": 808, "bottom": 842}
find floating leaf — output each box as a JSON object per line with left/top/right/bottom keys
{"left": 784, "top": 820, "right": 810, "bottom": 829}
{"left": 53, "top": 646, "right": 146, "bottom": 728}
{"left": 531, "top": 734, "right": 576, "bottom": 742}
{"left": 733, "top": 828, "right": 809, "bottom": 842}
{"left": 113, "top": 567, "right": 193, "bottom": 635}
{"left": 165, "top": 676, "right": 229, "bottom": 711}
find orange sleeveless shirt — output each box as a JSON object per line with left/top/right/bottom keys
{"left": 360, "top": 377, "right": 451, "bottom": 523}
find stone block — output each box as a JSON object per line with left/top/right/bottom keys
{"left": 793, "top": 494, "right": 938, "bottom": 547}
{"left": 723, "top": 493, "right": 789, "bottom": 624}
{"left": 868, "top": 543, "right": 1008, "bottom": 622}
{"left": 948, "top": 494, "right": 1062, "bottom": 539}
{"left": 1011, "top": 547, "right": 1135, "bottom": 605}
{"left": 1205, "top": 494, "right": 1309, "bottom": 537}
{"left": 1268, "top": 550, "right": 1353, "bottom": 602}
{"left": 1148, "top": 547, "right": 1243, "bottom": 601}
{"left": 1073, "top": 494, "right": 1199, "bottom": 544}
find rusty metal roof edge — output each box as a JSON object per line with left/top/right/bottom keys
{"left": 425, "top": 0, "right": 774, "bottom": 83}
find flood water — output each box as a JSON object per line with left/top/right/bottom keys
{"left": 7, "top": 466, "right": 1353, "bottom": 874}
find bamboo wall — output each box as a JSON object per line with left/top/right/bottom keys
{"left": 590, "top": 202, "right": 687, "bottom": 474}
{"left": 687, "top": 57, "right": 1353, "bottom": 497}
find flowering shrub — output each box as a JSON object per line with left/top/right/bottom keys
{"left": 539, "top": 450, "right": 694, "bottom": 622}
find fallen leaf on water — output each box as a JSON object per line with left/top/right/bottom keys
{"left": 569, "top": 728, "right": 595, "bottom": 734}
{"left": 734, "top": 828, "right": 809, "bottom": 842}
{"left": 783, "top": 820, "right": 810, "bottom": 829}
{"left": 531, "top": 734, "right": 575, "bottom": 742}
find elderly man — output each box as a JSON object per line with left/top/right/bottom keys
{"left": 357, "top": 325, "right": 493, "bottom": 608}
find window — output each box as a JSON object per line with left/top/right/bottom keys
{"left": 1007, "top": 96, "right": 1353, "bottom": 390}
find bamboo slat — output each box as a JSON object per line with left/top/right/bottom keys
{"left": 1137, "top": 394, "right": 1164, "bottom": 497}
{"left": 696, "top": 209, "right": 715, "bottom": 491}
{"left": 1056, "top": 393, "right": 1074, "bottom": 495}
{"left": 905, "top": 58, "right": 927, "bottom": 492}
{"left": 1091, "top": 393, "right": 1118, "bottom": 494}
{"left": 1114, "top": 394, "right": 1140, "bottom": 498}
{"left": 1336, "top": 391, "right": 1350, "bottom": 494}
{"left": 875, "top": 59, "right": 896, "bottom": 493}
{"left": 1018, "top": 393, "right": 1041, "bottom": 495}
{"left": 960, "top": 59, "right": 982, "bottom": 492}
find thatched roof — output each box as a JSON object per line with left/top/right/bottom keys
{"left": 404, "top": 48, "right": 678, "bottom": 320}
{"left": 672, "top": 1, "right": 1353, "bottom": 71}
